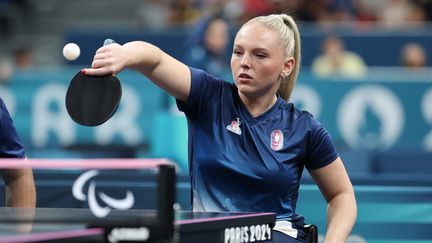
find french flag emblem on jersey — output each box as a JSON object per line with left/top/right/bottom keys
{"left": 271, "top": 130, "right": 284, "bottom": 151}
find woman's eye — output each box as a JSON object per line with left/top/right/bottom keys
{"left": 256, "top": 53, "right": 266, "bottom": 58}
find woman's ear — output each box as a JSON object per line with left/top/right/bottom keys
{"left": 282, "top": 57, "right": 295, "bottom": 77}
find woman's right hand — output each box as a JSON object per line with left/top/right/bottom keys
{"left": 83, "top": 43, "right": 131, "bottom": 76}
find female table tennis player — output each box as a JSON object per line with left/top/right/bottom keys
{"left": 84, "top": 13, "right": 357, "bottom": 243}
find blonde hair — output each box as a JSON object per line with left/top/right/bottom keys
{"left": 244, "top": 14, "right": 301, "bottom": 101}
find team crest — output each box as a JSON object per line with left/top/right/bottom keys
{"left": 271, "top": 130, "right": 284, "bottom": 151}
{"left": 226, "top": 118, "right": 242, "bottom": 135}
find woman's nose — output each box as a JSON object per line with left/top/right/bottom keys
{"left": 240, "top": 54, "right": 251, "bottom": 68}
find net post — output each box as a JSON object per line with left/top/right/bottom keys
{"left": 156, "top": 163, "right": 176, "bottom": 237}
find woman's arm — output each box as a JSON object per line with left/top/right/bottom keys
{"left": 83, "top": 41, "right": 191, "bottom": 102}
{"left": 3, "top": 167, "right": 36, "bottom": 208}
{"left": 309, "top": 157, "right": 357, "bottom": 243}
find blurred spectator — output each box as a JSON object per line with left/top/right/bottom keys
{"left": 234, "top": 0, "right": 316, "bottom": 27}
{"left": 354, "top": 0, "right": 427, "bottom": 28}
{"left": 137, "top": 0, "right": 170, "bottom": 30}
{"left": 378, "top": 0, "right": 420, "bottom": 28}
{"left": 327, "top": 0, "right": 357, "bottom": 21}
{"left": 400, "top": 42, "right": 427, "bottom": 70}
{"left": 183, "top": 14, "right": 232, "bottom": 81}
{"left": 198, "top": 0, "right": 226, "bottom": 16}
{"left": 0, "top": 46, "right": 33, "bottom": 85}
{"left": 218, "top": 0, "right": 244, "bottom": 25}
{"left": 13, "top": 46, "right": 33, "bottom": 69}
{"left": 311, "top": 35, "right": 367, "bottom": 78}
{"left": 294, "top": 0, "right": 333, "bottom": 22}
{"left": 353, "top": 0, "right": 378, "bottom": 27}
{"left": 167, "top": 0, "right": 201, "bottom": 26}
{"left": 0, "top": 54, "right": 13, "bottom": 84}
{"left": 423, "top": 0, "right": 432, "bottom": 21}
{"left": 198, "top": 0, "right": 244, "bottom": 26}
{"left": 269, "top": 0, "right": 302, "bottom": 18}
{"left": 243, "top": 0, "right": 272, "bottom": 17}
{"left": 237, "top": 0, "right": 286, "bottom": 24}
{"left": 409, "top": 1, "right": 427, "bottom": 24}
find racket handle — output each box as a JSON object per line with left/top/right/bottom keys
{"left": 103, "top": 38, "right": 115, "bottom": 46}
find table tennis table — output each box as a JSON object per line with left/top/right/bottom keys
{"left": 0, "top": 159, "right": 276, "bottom": 243}
{"left": 0, "top": 207, "right": 275, "bottom": 243}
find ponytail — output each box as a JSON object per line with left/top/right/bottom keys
{"left": 278, "top": 15, "right": 301, "bottom": 101}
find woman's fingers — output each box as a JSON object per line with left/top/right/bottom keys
{"left": 84, "top": 43, "right": 124, "bottom": 76}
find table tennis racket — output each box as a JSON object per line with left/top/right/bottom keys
{"left": 65, "top": 39, "right": 122, "bottom": 127}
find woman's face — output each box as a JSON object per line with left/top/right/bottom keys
{"left": 402, "top": 44, "right": 426, "bottom": 68}
{"left": 231, "top": 22, "right": 293, "bottom": 100}
{"left": 204, "top": 19, "right": 229, "bottom": 55}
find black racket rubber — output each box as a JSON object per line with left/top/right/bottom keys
{"left": 65, "top": 71, "right": 122, "bottom": 126}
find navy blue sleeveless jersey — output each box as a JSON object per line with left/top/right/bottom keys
{"left": 0, "top": 98, "right": 25, "bottom": 158}
{"left": 177, "top": 68, "right": 338, "bottom": 228}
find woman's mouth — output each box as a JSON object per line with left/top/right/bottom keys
{"left": 238, "top": 73, "right": 252, "bottom": 79}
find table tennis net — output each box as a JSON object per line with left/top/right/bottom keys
{"left": 0, "top": 159, "right": 176, "bottom": 228}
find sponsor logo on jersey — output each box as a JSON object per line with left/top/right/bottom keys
{"left": 226, "top": 118, "right": 242, "bottom": 135}
{"left": 271, "top": 130, "right": 283, "bottom": 151}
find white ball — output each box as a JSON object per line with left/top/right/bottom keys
{"left": 63, "top": 43, "right": 81, "bottom": 61}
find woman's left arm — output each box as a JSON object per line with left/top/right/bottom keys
{"left": 3, "top": 167, "right": 36, "bottom": 208}
{"left": 309, "top": 157, "right": 357, "bottom": 243}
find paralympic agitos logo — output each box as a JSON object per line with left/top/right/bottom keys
{"left": 72, "top": 170, "right": 135, "bottom": 218}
